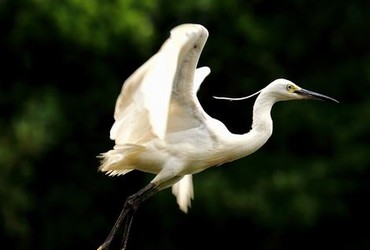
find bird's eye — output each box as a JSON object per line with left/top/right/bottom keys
{"left": 286, "top": 84, "right": 295, "bottom": 92}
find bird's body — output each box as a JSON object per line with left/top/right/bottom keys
{"left": 98, "top": 23, "right": 242, "bottom": 212}
{"left": 98, "top": 23, "right": 338, "bottom": 250}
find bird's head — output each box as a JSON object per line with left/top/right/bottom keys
{"left": 264, "top": 79, "right": 339, "bottom": 103}
{"left": 214, "top": 78, "right": 338, "bottom": 104}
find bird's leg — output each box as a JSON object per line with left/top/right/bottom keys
{"left": 98, "top": 182, "right": 158, "bottom": 250}
{"left": 119, "top": 207, "right": 136, "bottom": 250}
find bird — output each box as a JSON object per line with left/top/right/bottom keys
{"left": 97, "top": 23, "right": 338, "bottom": 250}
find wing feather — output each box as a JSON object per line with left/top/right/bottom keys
{"left": 110, "top": 24, "right": 207, "bottom": 144}
{"left": 166, "top": 66, "right": 211, "bottom": 133}
{"left": 102, "top": 24, "right": 213, "bottom": 211}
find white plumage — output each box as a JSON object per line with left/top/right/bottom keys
{"left": 100, "top": 24, "right": 213, "bottom": 212}
{"left": 98, "top": 23, "right": 338, "bottom": 250}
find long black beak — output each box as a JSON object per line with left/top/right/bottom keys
{"left": 295, "top": 89, "right": 339, "bottom": 103}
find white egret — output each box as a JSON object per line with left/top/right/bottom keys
{"left": 98, "top": 23, "right": 338, "bottom": 250}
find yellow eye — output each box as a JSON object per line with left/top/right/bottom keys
{"left": 286, "top": 84, "right": 295, "bottom": 92}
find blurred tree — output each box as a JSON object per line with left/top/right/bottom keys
{"left": 1, "top": 0, "right": 158, "bottom": 249}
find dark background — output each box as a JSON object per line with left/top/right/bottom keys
{"left": 1, "top": 0, "right": 369, "bottom": 249}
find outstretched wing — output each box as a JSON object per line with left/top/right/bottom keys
{"left": 110, "top": 24, "right": 209, "bottom": 144}
{"left": 166, "top": 66, "right": 211, "bottom": 134}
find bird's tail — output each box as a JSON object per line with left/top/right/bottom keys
{"left": 172, "top": 174, "right": 194, "bottom": 213}
{"left": 98, "top": 144, "right": 144, "bottom": 176}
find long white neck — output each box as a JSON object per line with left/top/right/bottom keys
{"left": 251, "top": 91, "right": 275, "bottom": 136}
{"left": 227, "top": 91, "right": 276, "bottom": 160}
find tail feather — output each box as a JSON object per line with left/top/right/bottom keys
{"left": 172, "top": 174, "right": 194, "bottom": 213}
{"left": 98, "top": 144, "right": 145, "bottom": 176}
{"left": 105, "top": 169, "right": 133, "bottom": 176}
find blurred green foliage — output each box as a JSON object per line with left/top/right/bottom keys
{"left": 1, "top": 0, "right": 369, "bottom": 249}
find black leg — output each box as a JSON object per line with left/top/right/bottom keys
{"left": 120, "top": 208, "right": 136, "bottom": 250}
{"left": 98, "top": 183, "right": 158, "bottom": 250}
